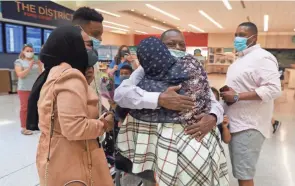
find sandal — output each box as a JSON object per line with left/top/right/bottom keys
{"left": 21, "top": 129, "right": 33, "bottom": 135}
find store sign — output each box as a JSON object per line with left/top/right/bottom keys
{"left": 1, "top": 1, "right": 74, "bottom": 27}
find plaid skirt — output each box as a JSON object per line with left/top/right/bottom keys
{"left": 117, "top": 115, "right": 229, "bottom": 186}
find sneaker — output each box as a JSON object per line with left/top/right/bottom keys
{"left": 273, "top": 120, "right": 281, "bottom": 134}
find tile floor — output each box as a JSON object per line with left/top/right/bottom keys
{"left": 0, "top": 74, "right": 294, "bottom": 186}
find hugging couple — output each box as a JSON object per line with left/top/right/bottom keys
{"left": 115, "top": 29, "right": 229, "bottom": 186}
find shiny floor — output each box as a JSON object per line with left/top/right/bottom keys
{"left": 0, "top": 74, "right": 294, "bottom": 186}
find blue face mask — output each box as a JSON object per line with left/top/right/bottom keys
{"left": 234, "top": 35, "right": 255, "bottom": 52}
{"left": 78, "top": 26, "right": 102, "bottom": 51}
{"left": 168, "top": 49, "right": 187, "bottom": 58}
{"left": 91, "top": 37, "right": 101, "bottom": 51}
{"left": 120, "top": 75, "right": 130, "bottom": 83}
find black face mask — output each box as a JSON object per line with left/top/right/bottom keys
{"left": 87, "top": 49, "right": 98, "bottom": 67}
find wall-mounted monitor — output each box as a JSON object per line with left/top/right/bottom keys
{"left": 0, "top": 23, "right": 3, "bottom": 53}
{"left": 43, "top": 29, "right": 52, "bottom": 44}
{"left": 26, "top": 26, "right": 42, "bottom": 53}
{"left": 5, "top": 23, "right": 24, "bottom": 53}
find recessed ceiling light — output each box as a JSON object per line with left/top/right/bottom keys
{"left": 95, "top": 8, "right": 120, "bottom": 17}
{"left": 177, "top": 26, "right": 180, "bottom": 29}
{"left": 143, "top": 14, "right": 147, "bottom": 16}
{"left": 103, "top": 25, "right": 129, "bottom": 32}
{"left": 199, "top": 10, "right": 223, "bottom": 29}
{"left": 151, "top": 26, "right": 166, "bottom": 31}
{"left": 110, "top": 30, "right": 127, "bottom": 35}
{"left": 188, "top": 24, "right": 205, "bottom": 32}
{"left": 135, "top": 30, "right": 148, "bottom": 34}
{"left": 222, "top": 0, "right": 232, "bottom": 10}
{"left": 131, "top": 9, "right": 135, "bottom": 12}
{"left": 154, "top": 18, "right": 157, "bottom": 20}
{"left": 163, "top": 21, "right": 166, "bottom": 24}
{"left": 104, "top": 21, "right": 129, "bottom": 28}
{"left": 264, "top": 15, "right": 269, "bottom": 32}
{"left": 293, "top": 28, "right": 295, "bottom": 31}
{"left": 146, "top": 4, "right": 180, "bottom": 20}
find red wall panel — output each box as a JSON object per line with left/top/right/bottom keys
{"left": 134, "top": 32, "right": 208, "bottom": 47}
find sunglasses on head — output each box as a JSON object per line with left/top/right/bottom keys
{"left": 24, "top": 43, "right": 33, "bottom": 48}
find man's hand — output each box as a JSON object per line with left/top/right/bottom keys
{"left": 220, "top": 87, "right": 237, "bottom": 104}
{"left": 185, "top": 113, "right": 217, "bottom": 142}
{"left": 158, "top": 85, "right": 194, "bottom": 111}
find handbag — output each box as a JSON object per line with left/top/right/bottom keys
{"left": 44, "top": 69, "right": 93, "bottom": 186}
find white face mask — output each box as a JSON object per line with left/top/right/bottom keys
{"left": 24, "top": 52, "right": 34, "bottom": 59}
{"left": 168, "top": 49, "right": 187, "bottom": 58}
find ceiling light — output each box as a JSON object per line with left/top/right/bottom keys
{"left": 163, "top": 21, "right": 166, "bottom": 23}
{"left": 293, "top": 28, "right": 295, "bottom": 31}
{"left": 222, "top": 0, "right": 232, "bottom": 10}
{"left": 154, "top": 18, "right": 157, "bottom": 20}
{"left": 177, "top": 26, "right": 180, "bottom": 29}
{"left": 110, "top": 30, "right": 127, "bottom": 35}
{"left": 188, "top": 24, "right": 205, "bottom": 32}
{"left": 143, "top": 14, "right": 147, "bottom": 16}
{"left": 104, "top": 21, "right": 129, "bottom": 28}
{"left": 103, "top": 25, "right": 129, "bottom": 32}
{"left": 131, "top": 9, "right": 135, "bottom": 12}
{"left": 151, "top": 26, "right": 166, "bottom": 31}
{"left": 199, "top": 10, "right": 223, "bottom": 29}
{"left": 146, "top": 4, "right": 180, "bottom": 20}
{"left": 95, "top": 8, "right": 120, "bottom": 17}
{"left": 264, "top": 15, "right": 269, "bottom": 32}
{"left": 135, "top": 30, "right": 148, "bottom": 34}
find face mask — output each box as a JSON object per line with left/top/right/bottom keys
{"left": 120, "top": 75, "right": 130, "bottom": 83}
{"left": 90, "top": 36, "right": 101, "bottom": 51}
{"left": 168, "top": 49, "right": 187, "bottom": 58}
{"left": 78, "top": 25, "right": 101, "bottom": 51}
{"left": 87, "top": 49, "right": 98, "bottom": 67}
{"left": 234, "top": 35, "right": 255, "bottom": 52}
{"left": 24, "top": 52, "right": 34, "bottom": 59}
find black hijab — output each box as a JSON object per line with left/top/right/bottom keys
{"left": 26, "top": 26, "right": 88, "bottom": 130}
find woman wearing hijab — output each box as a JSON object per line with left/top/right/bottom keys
{"left": 31, "top": 26, "right": 113, "bottom": 186}
{"left": 117, "top": 37, "right": 229, "bottom": 186}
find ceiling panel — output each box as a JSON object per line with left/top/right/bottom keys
{"left": 56, "top": 1, "right": 295, "bottom": 35}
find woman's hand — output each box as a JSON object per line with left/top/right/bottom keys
{"left": 113, "top": 65, "right": 119, "bottom": 71}
{"left": 100, "top": 112, "right": 114, "bottom": 132}
{"left": 185, "top": 113, "right": 217, "bottom": 142}
{"left": 37, "top": 60, "right": 43, "bottom": 73}
{"left": 29, "top": 60, "right": 35, "bottom": 69}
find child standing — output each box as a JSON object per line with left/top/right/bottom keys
{"left": 211, "top": 87, "right": 232, "bottom": 144}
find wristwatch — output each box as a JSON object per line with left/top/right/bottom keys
{"left": 233, "top": 93, "right": 240, "bottom": 102}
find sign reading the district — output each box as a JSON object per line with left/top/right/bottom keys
{"left": 2, "top": 1, "right": 74, "bottom": 27}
